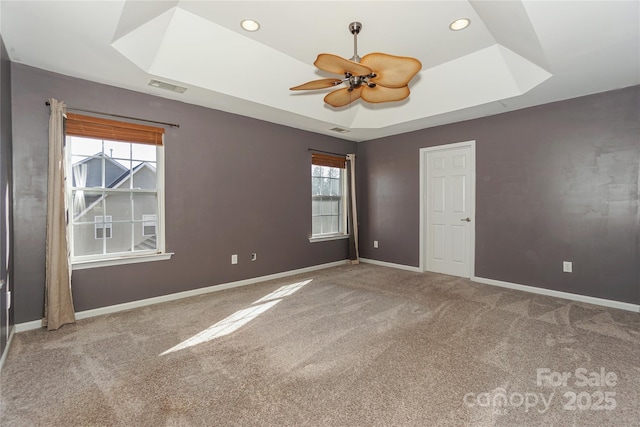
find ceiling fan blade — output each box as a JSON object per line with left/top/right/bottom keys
{"left": 361, "top": 85, "right": 410, "bottom": 104}
{"left": 290, "top": 79, "right": 343, "bottom": 91}
{"left": 361, "top": 53, "right": 422, "bottom": 88}
{"left": 315, "top": 53, "right": 373, "bottom": 76}
{"left": 324, "top": 86, "right": 363, "bottom": 107}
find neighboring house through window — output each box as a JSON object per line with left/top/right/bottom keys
{"left": 65, "top": 113, "right": 170, "bottom": 268}
{"left": 311, "top": 153, "right": 348, "bottom": 240}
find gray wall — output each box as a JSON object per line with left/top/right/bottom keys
{"left": 9, "top": 61, "right": 640, "bottom": 324}
{"left": 1, "top": 36, "right": 14, "bottom": 354}
{"left": 358, "top": 86, "right": 640, "bottom": 304}
{"left": 12, "top": 64, "right": 354, "bottom": 323}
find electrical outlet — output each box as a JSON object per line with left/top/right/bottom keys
{"left": 374, "top": 240, "right": 378, "bottom": 248}
{"left": 563, "top": 261, "right": 572, "bottom": 273}
{"left": 231, "top": 254, "right": 238, "bottom": 265}
{"left": 251, "top": 253, "right": 257, "bottom": 261}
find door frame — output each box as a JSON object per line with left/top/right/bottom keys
{"left": 419, "top": 140, "right": 476, "bottom": 276}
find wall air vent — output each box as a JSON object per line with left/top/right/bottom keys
{"left": 148, "top": 79, "right": 187, "bottom": 94}
{"left": 330, "top": 127, "right": 350, "bottom": 133}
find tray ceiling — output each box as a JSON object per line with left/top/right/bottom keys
{"left": 2, "top": 1, "right": 638, "bottom": 141}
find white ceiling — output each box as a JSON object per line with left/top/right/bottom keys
{"left": 1, "top": 1, "right": 639, "bottom": 142}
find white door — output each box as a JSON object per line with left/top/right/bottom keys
{"left": 422, "top": 142, "right": 475, "bottom": 278}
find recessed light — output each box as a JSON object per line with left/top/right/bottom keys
{"left": 449, "top": 18, "right": 470, "bottom": 31}
{"left": 241, "top": 19, "right": 260, "bottom": 32}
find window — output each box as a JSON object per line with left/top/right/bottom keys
{"left": 142, "top": 214, "right": 156, "bottom": 236}
{"left": 311, "top": 153, "right": 348, "bottom": 240}
{"left": 94, "top": 215, "right": 112, "bottom": 239}
{"left": 65, "top": 113, "right": 170, "bottom": 268}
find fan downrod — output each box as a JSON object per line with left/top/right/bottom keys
{"left": 349, "top": 22, "right": 362, "bottom": 63}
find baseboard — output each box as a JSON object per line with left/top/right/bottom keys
{"left": 354, "top": 259, "right": 638, "bottom": 312}
{"left": 14, "top": 320, "right": 41, "bottom": 333}
{"left": 359, "top": 258, "right": 422, "bottom": 273}
{"left": 15, "top": 260, "right": 349, "bottom": 333}
{"left": 15, "top": 261, "right": 635, "bottom": 334}
{"left": 0, "top": 326, "right": 16, "bottom": 372}
{"left": 472, "top": 276, "right": 640, "bottom": 313}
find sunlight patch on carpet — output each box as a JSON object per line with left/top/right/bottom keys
{"left": 253, "top": 279, "right": 312, "bottom": 304}
{"left": 161, "top": 279, "right": 312, "bottom": 355}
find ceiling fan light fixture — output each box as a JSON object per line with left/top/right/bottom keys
{"left": 291, "top": 21, "right": 421, "bottom": 107}
{"left": 449, "top": 18, "right": 470, "bottom": 31}
{"left": 240, "top": 19, "right": 260, "bottom": 32}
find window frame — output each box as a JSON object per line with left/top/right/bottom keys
{"left": 64, "top": 115, "right": 172, "bottom": 270}
{"left": 309, "top": 154, "right": 349, "bottom": 243}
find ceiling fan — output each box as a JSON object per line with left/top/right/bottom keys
{"left": 290, "top": 22, "right": 422, "bottom": 108}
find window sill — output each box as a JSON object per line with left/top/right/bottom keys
{"left": 308, "top": 234, "right": 349, "bottom": 243}
{"left": 72, "top": 252, "right": 174, "bottom": 270}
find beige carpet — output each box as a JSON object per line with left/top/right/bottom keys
{"left": 1, "top": 264, "right": 638, "bottom": 426}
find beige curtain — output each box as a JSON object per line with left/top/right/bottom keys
{"left": 44, "top": 98, "right": 76, "bottom": 330}
{"left": 346, "top": 153, "right": 359, "bottom": 263}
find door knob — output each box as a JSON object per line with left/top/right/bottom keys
{"left": 460, "top": 217, "right": 471, "bottom": 222}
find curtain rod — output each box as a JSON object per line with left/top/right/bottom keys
{"left": 308, "top": 148, "right": 349, "bottom": 157}
{"left": 45, "top": 101, "right": 180, "bottom": 128}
